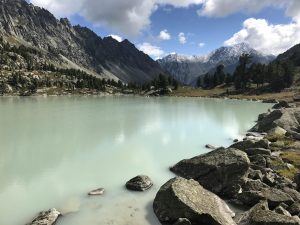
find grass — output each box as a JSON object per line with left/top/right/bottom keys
{"left": 278, "top": 151, "right": 300, "bottom": 179}
{"left": 171, "top": 86, "right": 296, "bottom": 102}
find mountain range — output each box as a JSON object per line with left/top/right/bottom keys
{"left": 0, "top": 0, "right": 166, "bottom": 84}
{"left": 158, "top": 43, "right": 275, "bottom": 86}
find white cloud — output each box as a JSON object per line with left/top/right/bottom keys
{"left": 178, "top": 32, "right": 187, "bottom": 44}
{"left": 30, "top": 0, "right": 205, "bottom": 36}
{"left": 224, "top": 18, "right": 300, "bottom": 55}
{"left": 108, "top": 34, "right": 123, "bottom": 42}
{"left": 158, "top": 29, "right": 171, "bottom": 40}
{"left": 198, "top": 42, "right": 205, "bottom": 47}
{"left": 197, "top": 0, "right": 300, "bottom": 20}
{"left": 138, "top": 42, "right": 165, "bottom": 59}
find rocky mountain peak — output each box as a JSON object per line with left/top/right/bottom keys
{"left": 0, "top": 0, "right": 166, "bottom": 84}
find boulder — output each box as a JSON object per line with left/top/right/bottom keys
{"left": 295, "top": 173, "right": 300, "bottom": 191}
{"left": 238, "top": 201, "right": 300, "bottom": 225}
{"left": 125, "top": 175, "right": 153, "bottom": 191}
{"left": 273, "top": 101, "right": 291, "bottom": 109}
{"left": 249, "top": 155, "right": 267, "bottom": 169}
{"left": 245, "top": 148, "right": 271, "bottom": 156}
{"left": 88, "top": 188, "right": 105, "bottom": 196}
{"left": 153, "top": 177, "right": 236, "bottom": 225}
{"left": 288, "top": 202, "right": 300, "bottom": 216}
{"left": 26, "top": 208, "right": 61, "bottom": 225}
{"left": 251, "top": 108, "right": 300, "bottom": 133}
{"left": 275, "top": 205, "right": 292, "bottom": 216}
{"left": 170, "top": 148, "right": 250, "bottom": 197}
{"left": 230, "top": 139, "right": 269, "bottom": 151}
{"left": 238, "top": 179, "right": 294, "bottom": 207}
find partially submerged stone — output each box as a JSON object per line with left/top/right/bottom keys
{"left": 125, "top": 175, "right": 153, "bottom": 191}
{"left": 27, "top": 208, "right": 61, "bottom": 225}
{"left": 88, "top": 187, "right": 105, "bottom": 196}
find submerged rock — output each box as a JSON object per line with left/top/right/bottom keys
{"left": 27, "top": 208, "right": 61, "bottom": 225}
{"left": 170, "top": 148, "right": 250, "bottom": 198}
{"left": 205, "top": 144, "right": 216, "bottom": 149}
{"left": 125, "top": 175, "right": 153, "bottom": 191}
{"left": 153, "top": 177, "right": 236, "bottom": 225}
{"left": 88, "top": 188, "right": 105, "bottom": 196}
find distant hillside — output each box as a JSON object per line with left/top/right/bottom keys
{"left": 158, "top": 43, "right": 275, "bottom": 86}
{"left": 0, "top": 0, "right": 166, "bottom": 84}
{"left": 276, "top": 43, "right": 300, "bottom": 66}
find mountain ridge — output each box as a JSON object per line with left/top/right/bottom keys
{"left": 0, "top": 0, "right": 166, "bottom": 84}
{"left": 158, "top": 43, "right": 275, "bottom": 85}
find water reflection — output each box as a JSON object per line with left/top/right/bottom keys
{"left": 0, "top": 96, "right": 271, "bottom": 225}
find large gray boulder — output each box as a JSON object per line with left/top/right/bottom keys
{"left": 251, "top": 108, "right": 300, "bottom": 133}
{"left": 238, "top": 201, "right": 300, "bottom": 225}
{"left": 26, "top": 208, "right": 61, "bottom": 225}
{"left": 170, "top": 148, "right": 250, "bottom": 197}
{"left": 153, "top": 177, "right": 236, "bottom": 225}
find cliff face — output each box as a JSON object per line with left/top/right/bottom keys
{"left": 0, "top": 0, "right": 165, "bottom": 83}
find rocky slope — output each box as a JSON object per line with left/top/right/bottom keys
{"left": 0, "top": 0, "right": 165, "bottom": 84}
{"left": 158, "top": 43, "right": 275, "bottom": 85}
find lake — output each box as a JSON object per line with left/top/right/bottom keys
{"left": 0, "top": 96, "right": 271, "bottom": 225}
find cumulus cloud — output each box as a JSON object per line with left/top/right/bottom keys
{"left": 30, "top": 0, "right": 204, "bottom": 36}
{"left": 158, "top": 29, "right": 171, "bottom": 40}
{"left": 224, "top": 18, "right": 300, "bottom": 55}
{"left": 108, "top": 34, "right": 123, "bottom": 42}
{"left": 178, "top": 32, "right": 187, "bottom": 44}
{"left": 198, "top": 42, "right": 205, "bottom": 47}
{"left": 197, "top": 0, "right": 300, "bottom": 19}
{"left": 138, "top": 42, "right": 165, "bottom": 59}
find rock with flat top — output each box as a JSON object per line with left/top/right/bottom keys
{"left": 153, "top": 177, "right": 236, "bottom": 225}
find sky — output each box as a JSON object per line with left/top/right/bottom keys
{"left": 29, "top": 0, "right": 300, "bottom": 59}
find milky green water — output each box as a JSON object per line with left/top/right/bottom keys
{"left": 0, "top": 96, "right": 271, "bottom": 225}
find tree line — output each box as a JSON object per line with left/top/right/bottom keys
{"left": 197, "top": 54, "right": 295, "bottom": 92}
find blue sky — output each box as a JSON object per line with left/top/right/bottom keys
{"left": 30, "top": 0, "right": 300, "bottom": 58}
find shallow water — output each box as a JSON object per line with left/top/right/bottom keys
{"left": 0, "top": 96, "right": 271, "bottom": 225}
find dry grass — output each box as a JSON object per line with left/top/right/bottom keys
{"left": 171, "top": 86, "right": 296, "bottom": 102}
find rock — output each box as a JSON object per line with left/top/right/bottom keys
{"left": 275, "top": 205, "right": 292, "bottom": 216}
{"left": 251, "top": 108, "right": 300, "bottom": 133}
{"left": 125, "top": 175, "right": 153, "bottom": 191}
{"left": 258, "top": 113, "right": 269, "bottom": 121}
{"left": 233, "top": 139, "right": 239, "bottom": 143}
{"left": 238, "top": 179, "right": 295, "bottom": 207}
{"left": 249, "top": 155, "right": 267, "bottom": 169}
{"left": 286, "top": 130, "right": 300, "bottom": 141}
{"left": 262, "top": 99, "right": 279, "bottom": 104}
{"left": 238, "top": 201, "right": 300, "bottom": 225}
{"left": 288, "top": 202, "right": 300, "bottom": 216}
{"left": 248, "top": 169, "right": 263, "bottom": 181}
{"left": 295, "top": 173, "right": 300, "bottom": 191}
{"left": 245, "top": 148, "right": 271, "bottom": 156}
{"left": 88, "top": 188, "right": 105, "bottom": 196}
{"left": 205, "top": 144, "right": 216, "bottom": 149}
{"left": 230, "top": 139, "right": 269, "bottom": 151}
{"left": 153, "top": 177, "right": 236, "bottom": 225}
{"left": 170, "top": 148, "right": 250, "bottom": 198}
{"left": 273, "top": 101, "right": 291, "bottom": 109}
{"left": 173, "top": 218, "right": 192, "bottom": 225}
{"left": 266, "top": 156, "right": 288, "bottom": 171}
{"left": 267, "top": 126, "right": 287, "bottom": 140}
{"left": 26, "top": 208, "right": 61, "bottom": 225}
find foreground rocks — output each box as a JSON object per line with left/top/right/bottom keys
{"left": 125, "top": 175, "right": 153, "bottom": 191}
{"left": 27, "top": 208, "right": 61, "bottom": 225}
{"left": 170, "top": 148, "right": 250, "bottom": 198}
{"left": 238, "top": 201, "right": 300, "bottom": 225}
{"left": 153, "top": 177, "right": 236, "bottom": 225}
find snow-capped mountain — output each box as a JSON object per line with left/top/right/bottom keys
{"left": 158, "top": 43, "right": 275, "bottom": 85}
